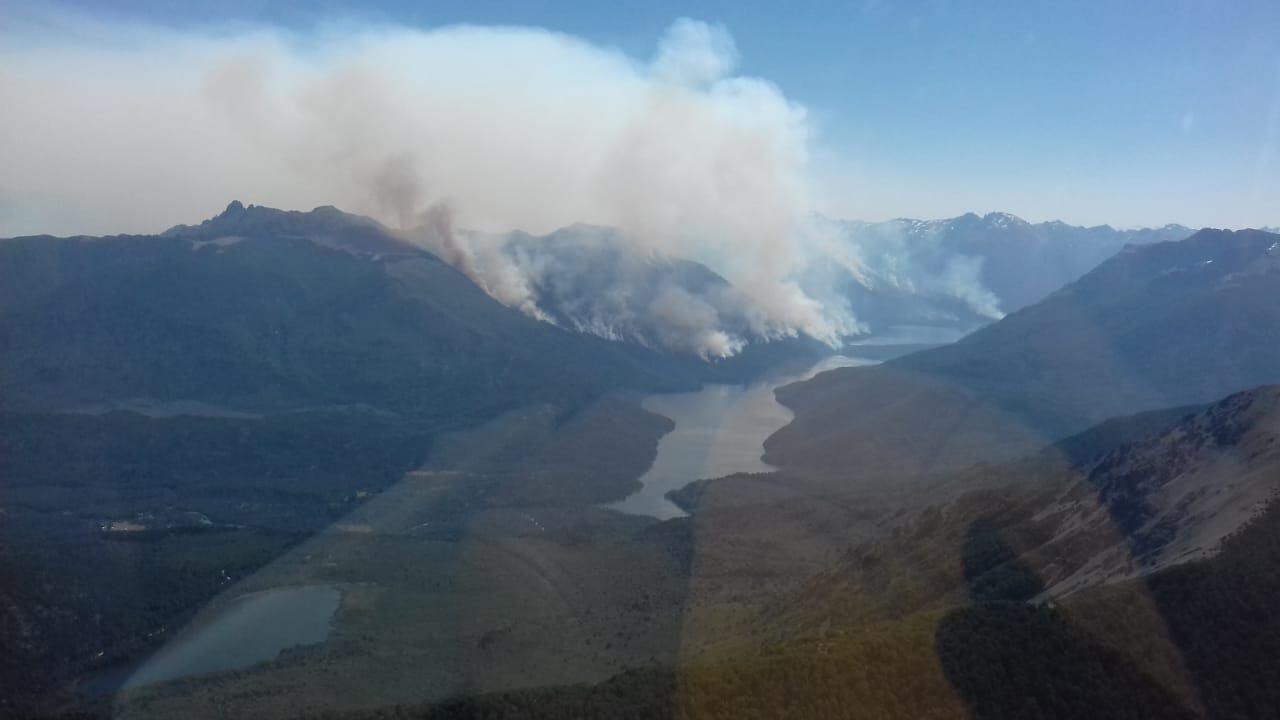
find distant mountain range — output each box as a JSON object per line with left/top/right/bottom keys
{"left": 0, "top": 202, "right": 756, "bottom": 419}
{"left": 0, "top": 201, "right": 1220, "bottom": 421}
{"left": 767, "top": 227, "right": 1280, "bottom": 476}
{"left": 826, "top": 212, "right": 1194, "bottom": 341}
{"left": 440, "top": 212, "right": 1197, "bottom": 355}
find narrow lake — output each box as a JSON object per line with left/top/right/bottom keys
{"left": 607, "top": 355, "right": 877, "bottom": 520}
{"left": 123, "top": 584, "right": 340, "bottom": 690}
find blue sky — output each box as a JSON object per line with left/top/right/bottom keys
{"left": 11, "top": 0, "right": 1280, "bottom": 228}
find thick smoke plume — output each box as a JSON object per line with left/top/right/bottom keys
{"left": 0, "top": 12, "right": 1011, "bottom": 361}
{"left": 1, "top": 12, "right": 868, "bottom": 356}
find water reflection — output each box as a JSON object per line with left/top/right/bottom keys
{"left": 123, "top": 584, "right": 340, "bottom": 690}
{"left": 607, "top": 355, "right": 877, "bottom": 519}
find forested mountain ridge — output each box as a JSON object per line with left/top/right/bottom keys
{"left": 0, "top": 202, "right": 790, "bottom": 418}
{"left": 766, "top": 228, "right": 1280, "bottom": 476}
{"left": 774, "top": 385, "right": 1280, "bottom": 626}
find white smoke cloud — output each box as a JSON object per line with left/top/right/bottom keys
{"left": 648, "top": 285, "right": 746, "bottom": 359}
{"left": 0, "top": 11, "right": 861, "bottom": 357}
{"left": 832, "top": 218, "right": 1006, "bottom": 322}
{"left": 939, "top": 255, "right": 1004, "bottom": 321}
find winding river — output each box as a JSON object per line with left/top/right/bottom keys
{"left": 607, "top": 354, "right": 877, "bottom": 520}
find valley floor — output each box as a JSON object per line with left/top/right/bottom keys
{"left": 9, "top": 378, "right": 1280, "bottom": 720}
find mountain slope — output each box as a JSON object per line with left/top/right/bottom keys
{"left": 835, "top": 212, "right": 1192, "bottom": 325}
{"left": 0, "top": 202, "right": 738, "bottom": 417}
{"left": 767, "top": 228, "right": 1280, "bottom": 475}
{"left": 779, "top": 386, "right": 1280, "bottom": 625}
{"left": 451, "top": 223, "right": 835, "bottom": 365}
{"left": 432, "top": 213, "right": 1191, "bottom": 357}
{"left": 485, "top": 224, "right": 759, "bottom": 357}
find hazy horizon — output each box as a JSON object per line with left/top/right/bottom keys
{"left": 3, "top": 0, "right": 1279, "bottom": 239}
{"left": 0, "top": 199, "right": 1237, "bottom": 243}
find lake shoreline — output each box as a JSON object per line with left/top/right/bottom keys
{"left": 120, "top": 584, "right": 342, "bottom": 691}
{"left": 605, "top": 354, "right": 880, "bottom": 521}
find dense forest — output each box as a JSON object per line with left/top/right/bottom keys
{"left": 0, "top": 409, "right": 435, "bottom": 717}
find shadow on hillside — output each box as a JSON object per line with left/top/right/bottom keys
{"left": 935, "top": 518, "right": 1195, "bottom": 720}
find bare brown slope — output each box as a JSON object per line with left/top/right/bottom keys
{"left": 774, "top": 385, "right": 1280, "bottom": 631}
